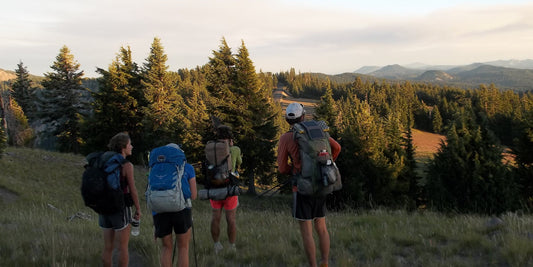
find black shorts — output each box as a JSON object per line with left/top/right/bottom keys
{"left": 153, "top": 209, "right": 192, "bottom": 237}
{"left": 98, "top": 206, "right": 132, "bottom": 231}
{"left": 293, "top": 193, "right": 327, "bottom": 221}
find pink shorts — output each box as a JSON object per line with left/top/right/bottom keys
{"left": 210, "top": 196, "right": 239, "bottom": 210}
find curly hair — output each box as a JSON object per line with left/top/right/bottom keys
{"left": 107, "top": 132, "right": 130, "bottom": 153}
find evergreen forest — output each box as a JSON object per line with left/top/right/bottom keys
{"left": 1, "top": 37, "right": 533, "bottom": 214}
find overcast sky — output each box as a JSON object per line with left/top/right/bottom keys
{"left": 2, "top": 0, "right": 532, "bottom": 77}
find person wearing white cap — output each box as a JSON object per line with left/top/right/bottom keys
{"left": 277, "top": 103, "right": 341, "bottom": 267}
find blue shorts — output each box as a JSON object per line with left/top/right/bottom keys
{"left": 98, "top": 206, "right": 132, "bottom": 231}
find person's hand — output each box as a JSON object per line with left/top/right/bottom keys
{"left": 134, "top": 210, "right": 141, "bottom": 220}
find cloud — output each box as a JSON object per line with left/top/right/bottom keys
{"left": 1, "top": 0, "right": 533, "bottom": 76}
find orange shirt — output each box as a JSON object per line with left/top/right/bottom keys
{"left": 277, "top": 130, "right": 341, "bottom": 175}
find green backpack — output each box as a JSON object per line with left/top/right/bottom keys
{"left": 293, "top": 120, "right": 342, "bottom": 196}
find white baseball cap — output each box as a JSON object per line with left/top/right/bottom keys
{"left": 286, "top": 103, "right": 305, "bottom": 119}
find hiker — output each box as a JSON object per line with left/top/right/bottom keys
{"left": 277, "top": 103, "right": 341, "bottom": 267}
{"left": 229, "top": 138, "right": 242, "bottom": 178}
{"left": 210, "top": 125, "right": 241, "bottom": 254}
{"left": 149, "top": 143, "right": 197, "bottom": 267}
{"left": 100, "top": 132, "right": 141, "bottom": 267}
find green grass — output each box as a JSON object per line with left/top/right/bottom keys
{"left": 1, "top": 147, "right": 533, "bottom": 266}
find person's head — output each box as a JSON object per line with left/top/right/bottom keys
{"left": 216, "top": 125, "right": 233, "bottom": 140}
{"left": 108, "top": 132, "right": 131, "bottom": 154}
{"left": 285, "top": 103, "right": 306, "bottom": 125}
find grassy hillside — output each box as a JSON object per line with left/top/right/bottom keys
{"left": 1, "top": 147, "right": 533, "bottom": 266}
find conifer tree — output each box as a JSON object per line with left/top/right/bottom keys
{"left": 205, "top": 37, "right": 238, "bottom": 124}
{"left": 234, "top": 40, "right": 279, "bottom": 194}
{"left": 0, "top": 118, "right": 6, "bottom": 157}
{"left": 0, "top": 94, "right": 33, "bottom": 146}
{"left": 11, "top": 62, "right": 36, "bottom": 120}
{"left": 0, "top": 91, "right": 8, "bottom": 156}
{"left": 315, "top": 80, "right": 339, "bottom": 135}
{"left": 83, "top": 46, "right": 146, "bottom": 161}
{"left": 141, "top": 37, "right": 184, "bottom": 148}
{"left": 432, "top": 106, "right": 443, "bottom": 133}
{"left": 426, "top": 110, "right": 518, "bottom": 213}
{"left": 39, "top": 45, "right": 85, "bottom": 153}
{"left": 512, "top": 109, "right": 533, "bottom": 208}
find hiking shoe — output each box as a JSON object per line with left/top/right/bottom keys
{"left": 214, "top": 242, "right": 223, "bottom": 254}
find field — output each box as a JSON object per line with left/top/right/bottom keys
{"left": 1, "top": 90, "right": 530, "bottom": 266}
{"left": 1, "top": 142, "right": 533, "bottom": 266}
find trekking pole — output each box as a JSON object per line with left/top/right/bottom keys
{"left": 191, "top": 213, "right": 198, "bottom": 267}
{"left": 257, "top": 180, "right": 290, "bottom": 198}
{"left": 172, "top": 236, "right": 177, "bottom": 265}
{"left": 257, "top": 182, "right": 282, "bottom": 198}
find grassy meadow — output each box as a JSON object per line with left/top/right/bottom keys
{"left": 1, "top": 146, "right": 533, "bottom": 266}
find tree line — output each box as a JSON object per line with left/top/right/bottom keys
{"left": 1, "top": 38, "right": 533, "bottom": 214}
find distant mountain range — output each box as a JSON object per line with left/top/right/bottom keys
{"left": 352, "top": 59, "right": 533, "bottom": 91}
{"left": 3, "top": 59, "right": 533, "bottom": 92}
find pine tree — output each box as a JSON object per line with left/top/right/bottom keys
{"left": 0, "top": 90, "right": 8, "bottom": 156}
{"left": 432, "top": 106, "right": 443, "bottom": 133}
{"left": 512, "top": 109, "right": 533, "bottom": 208}
{"left": 315, "top": 80, "right": 339, "bottom": 135}
{"left": 11, "top": 61, "right": 36, "bottom": 120}
{"left": 83, "top": 46, "right": 146, "bottom": 161}
{"left": 141, "top": 37, "right": 184, "bottom": 148}
{"left": 234, "top": 40, "right": 279, "bottom": 194}
{"left": 426, "top": 110, "right": 519, "bottom": 213}
{"left": 0, "top": 119, "right": 6, "bottom": 157}
{"left": 205, "top": 37, "right": 238, "bottom": 124}
{"left": 1, "top": 94, "right": 34, "bottom": 146}
{"left": 39, "top": 45, "right": 85, "bottom": 153}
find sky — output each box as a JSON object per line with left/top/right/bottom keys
{"left": 2, "top": 0, "right": 533, "bottom": 78}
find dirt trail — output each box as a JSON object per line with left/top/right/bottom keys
{"left": 273, "top": 86, "right": 319, "bottom": 119}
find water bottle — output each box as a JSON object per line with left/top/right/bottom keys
{"left": 131, "top": 218, "right": 140, "bottom": 236}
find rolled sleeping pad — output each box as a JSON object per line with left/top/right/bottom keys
{"left": 199, "top": 185, "right": 241, "bottom": 200}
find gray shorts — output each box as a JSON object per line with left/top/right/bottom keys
{"left": 98, "top": 206, "right": 132, "bottom": 231}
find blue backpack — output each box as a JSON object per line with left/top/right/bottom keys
{"left": 146, "top": 144, "right": 188, "bottom": 213}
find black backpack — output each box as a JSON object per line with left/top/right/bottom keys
{"left": 81, "top": 151, "right": 127, "bottom": 214}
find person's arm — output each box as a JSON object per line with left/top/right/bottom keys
{"left": 329, "top": 137, "right": 341, "bottom": 161}
{"left": 277, "top": 135, "right": 291, "bottom": 174}
{"left": 124, "top": 162, "right": 141, "bottom": 219}
{"left": 189, "top": 177, "right": 197, "bottom": 200}
{"left": 235, "top": 146, "right": 242, "bottom": 169}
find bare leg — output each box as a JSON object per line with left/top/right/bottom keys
{"left": 102, "top": 229, "right": 115, "bottom": 267}
{"left": 211, "top": 209, "right": 222, "bottom": 242}
{"left": 225, "top": 208, "right": 237, "bottom": 244}
{"left": 314, "top": 217, "right": 330, "bottom": 266}
{"left": 116, "top": 225, "right": 130, "bottom": 267}
{"left": 299, "top": 220, "right": 317, "bottom": 267}
{"left": 177, "top": 228, "right": 191, "bottom": 267}
{"left": 160, "top": 234, "right": 173, "bottom": 267}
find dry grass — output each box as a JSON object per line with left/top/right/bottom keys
{"left": 1, "top": 147, "right": 533, "bottom": 266}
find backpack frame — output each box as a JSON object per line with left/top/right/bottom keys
{"left": 293, "top": 120, "right": 342, "bottom": 196}
{"left": 146, "top": 145, "right": 188, "bottom": 213}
